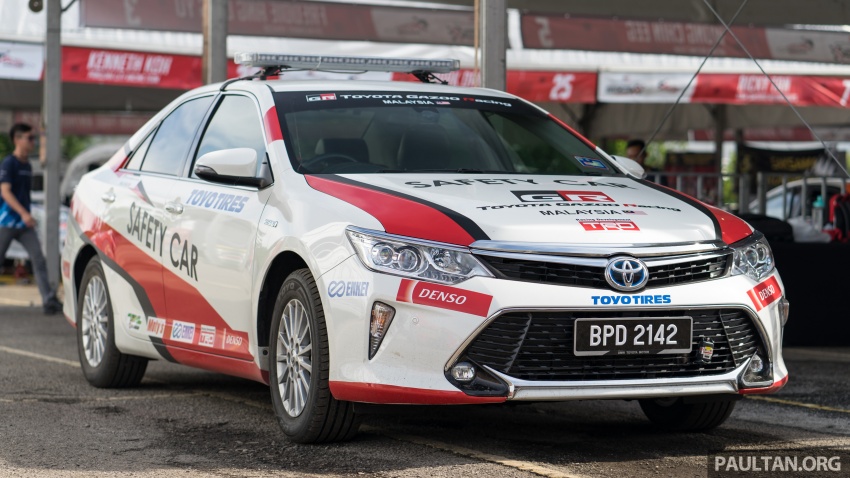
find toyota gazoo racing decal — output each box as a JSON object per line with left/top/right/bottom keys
{"left": 306, "top": 173, "right": 751, "bottom": 245}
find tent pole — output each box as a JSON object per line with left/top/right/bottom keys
{"left": 479, "top": 0, "right": 506, "bottom": 91}
{"left": 43, "top": 0, "right": 61, "bottom": 292}
{"left": 203, "top": 0, "right": 228, "bottom": 84}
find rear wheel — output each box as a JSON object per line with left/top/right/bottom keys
{"left": 639, "top": 396, "right": 736, "bottom": 431}
{"left": 269, "top": 269, "right": 360, "bottom": 443}
{"left": 76, "top": 256, "right": 148, "bottom": 388}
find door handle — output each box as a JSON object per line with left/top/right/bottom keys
{"left": 101, "top": 191, "right": 116, "bottom": 203}
{"left": 164, "top": 202, "right": 184, "bottom": 215}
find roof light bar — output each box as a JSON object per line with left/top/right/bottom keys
{"left": 234, "top": 52, "right": 460, "bottom": 74}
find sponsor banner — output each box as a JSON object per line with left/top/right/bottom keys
{"left": 392, "top": 70, "right": 597, "bottom": 103}
{"left": 746, "top": 276, "right": 782, "bottom": 311}
{"left": 738, "top": 144, "right": 824, "bottom": 191}
{"left": 396, "top": 279, "right": 492, "bottom": 317}
{"left": 521, "top": 14, "right": 850, "bottom": 64}
{"left": 13, "top": 111, "right": 152, "bottom": 136}
{"left": 0, "top": 41, "right": 43, "bottom": 81}
{"left": 62, "top": 46, "right": 202, "bottom": 89}
{"left": 600, "top": 72, "right": 850, "bottom": 107}
{"left": 79, "top": 0, "right": 473, "bottom": 45}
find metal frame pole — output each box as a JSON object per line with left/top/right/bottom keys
{"left": 44, "top": 0, "right": 61, "bottom": 290}
{"left": 203, "top": 0, "right": 228, "bottom": 84}
{"left": 479, "top": 0, "right": 506, "bottom": 91}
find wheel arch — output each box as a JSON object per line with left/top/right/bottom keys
{"left": 257, "top": 250, "right": 311, "bottom": 351}
{"left": 73, "top": 245, "right": 99, "bottom": 304}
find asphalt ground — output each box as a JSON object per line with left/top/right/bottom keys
{"left": 1, "top": 305, "right": 849, "bottom": 478}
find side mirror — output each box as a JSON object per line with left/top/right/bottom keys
{"left": 194, "top": 148, "right": 269, "bottom": 188}
{"left": 611, "top": 155, "right": 646, "bottom": 179}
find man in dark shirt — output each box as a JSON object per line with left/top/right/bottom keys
{"left": 0, "top": 123, "right": 62, "bottom": 314}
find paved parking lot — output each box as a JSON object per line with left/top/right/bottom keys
{"left": 1, "top": 304, "right": 848, "bottom": 478}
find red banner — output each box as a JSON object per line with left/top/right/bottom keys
{"left": 392, "top": 70, "right": 597, "bottom": 103}
{"left": 62, "top": 46, "right": 203, "bottom": 90}
{"left": 79, "top": 0, "right": 473, "bottom": 46}
{"left": 522, "top": 14, "right": 850, "bottom": 64}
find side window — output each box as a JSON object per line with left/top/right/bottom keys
{"left": 123, "top": 131, "right": 154, "bottom": 171}
{"left": 194, "top": 95, "right": 267, "bottom": 175}
{"left": 141, "top": 96, "right": 214, "bottom": 176}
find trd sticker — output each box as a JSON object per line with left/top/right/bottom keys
{"left": 127, "top": 313, "right": 143, "bottom": 331}
{"left": 591, "top": 295, "right": 671, "bottom": 305}
{"left": 327, "top": 281, "right": 369, "bottom": 298}
{"left": 199, "top": 325, "right": 216, "bottom": 347}
{"left": 513, "top": 190, "right": 614, "bottom": 203}
{"left": 576, "top": 156, "right": 608, "bottom": 169}
{"left": 146, "top": 317, "right": 166, "bottom": 338}
{"left": 170, "top": 320, "right": 196, "bottom": 344}
{"left": 306, "top": 93, "right": 337, "bottom": 102}
{"left": 578, "top": 219, "right": 640, "bottom": 231}
{"left": 396, "top": 279, "right": 492, "bottom": 317}
{"left": 747, "top": 276, "right": 781, "bottom": 311}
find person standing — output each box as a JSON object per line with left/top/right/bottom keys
{"left": 0, "top": 123, "right": 62, "bottom": 315}
{"left": 626, "top": 139, "right": 666, "bottom": 186}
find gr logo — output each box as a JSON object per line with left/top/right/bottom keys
{"left": 512, "top": 190, "right": 615, "bottom": 203}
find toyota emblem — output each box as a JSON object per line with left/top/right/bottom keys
{"left": 605, "top": 257, "right": 649, "bottom": 292}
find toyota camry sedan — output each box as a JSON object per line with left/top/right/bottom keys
{"left": 62, "top": 54, "right": 789, "bottom": 443}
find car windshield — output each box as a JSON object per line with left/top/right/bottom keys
{"left": 273, "top": 90, "right": 619, "bottom": 176}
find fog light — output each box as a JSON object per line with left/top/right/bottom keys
{"left": 369, "top": 302, "right": 395, "bottom": 359}
{"left": 748, "top": 353, "right": 765, "bottom": 374}
{"left": 778, "top": 297, "right": 790, "bottom": 325}
{"left": 742, "top": 351, "right": 772, "bottom": 387}
{"left": 451, "top": 362, "right": 476, "bottom": 382}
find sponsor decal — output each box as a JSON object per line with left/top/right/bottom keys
{"left": 513, "top": 190, "right": 614, "bottom": 203}
{"left": 579, "top": 219, "right": 640, "bottom": 231}
{"left": 199, "top": 325, "right": 216, "bottom": 348}
{"left": 558, "top": 190, "right": 614, "bottom": 202}
{"left": 306, "top": 93, "right": 337, "bottom": 102}
{"left": 396, "top": 279, "right": 492, "bottom": 317}
{"left": 222, "top": 328, "right": 245, "bottom": 350}
{"left": 127, "top": 313, "right": 143, "bottom": 331}
{"left": 746, "top": 276, "right": 781, "bottom": 311}
{"left": 591, "top": 295, "right": 671, "bottom": 305}
{"left": 576, "top": 156, "right": 608, "bottom": 169}
{"left": 186, "top": 189, "right": 248, "bottom": 213}
{"left": 263, "top": 219, "right": 278, "bottom": 228}
{"left": 327, "top": 281, "right": 369, "bottom": 298}
{"left": 540, "top": 209, "right": 646, "bottom": 216}
{"left": 146, "top": 317, "right": 166, "bottom": 338}
{"left": 170, "top": 320, "right": 196, "bottom": 344}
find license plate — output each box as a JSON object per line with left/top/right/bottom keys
{"left": 573, "top": 317, "right": 693, "bottom": 356}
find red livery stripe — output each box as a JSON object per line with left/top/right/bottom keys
{"left": 263, "top": 106, "right": 283, "bottom": 142}
{"left": 329, "top": 381, "right": 506, "bottom": 404}
{"left": 739, "top": 374, "right": 789, "bottom": 395}
{"left": 548, "top": 113, "right": 597, "bottom": 149}
{"left": 706, "top": 204, "right": 753, "bottom": 245}
{"left": 305, "top": 175, "right": 479, "bottom": 245}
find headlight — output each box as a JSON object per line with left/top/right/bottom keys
{"left": 346, "top": 227, "right": 492, "bottom": 285}
{"left": 730, "top": 233, "right": 775, "bottom": 281}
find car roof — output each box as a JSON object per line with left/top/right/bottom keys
{"left": 232, "top": 79, "right": 518, "bottom": 99}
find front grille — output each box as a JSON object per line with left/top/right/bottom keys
{"left": 464, "top": 308, "right": 761, "bottom": 382}
{"left": 477, "top": 253, "right": 730, "bottom": 291}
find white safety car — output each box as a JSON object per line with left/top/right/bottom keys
{"left": 62, "top": 54, "right": 789, "bottom": 443}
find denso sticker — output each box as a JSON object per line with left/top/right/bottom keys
{"left": 199, "top": 325, "right": 216, "bottom": 348}
{"left": 127, "top": 313, "right": 143, "bottom": 331}
{"left": 578, "top": 219, "right": 640, "bottom": 231}
{"left": 747, "top": 276, "right": 781, "bottom": 311}
{"left": 396, "top": 279, "right": 493, "bottom": 317}
{"left": 592, "top": 295, "right": 671, "bottom": 305}
{"left": 576, "top": 156, "right": 608, "bottom": 169}
{"left": 327, "top": 281, "right": 369, "bottom": 298}
{"left": 170, "top": 320, "right": 196, "bottom": 344}
{"left": 146, "top": 317, "right": 166, "bottom": 338}
{"left": 221, "top": 328, "right": 247, "bottom": 351}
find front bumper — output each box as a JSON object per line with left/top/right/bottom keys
{"left": 319, "top": 255, "right": 788, "bottom": 404}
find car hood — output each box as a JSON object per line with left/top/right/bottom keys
{"left": 319, "top": 174, "right": 721, "bottom": 246}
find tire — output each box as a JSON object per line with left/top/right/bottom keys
{"left": 76, "top": 256, "right": 148, "bottom": 388}
{"left": 639, "top": 396, "right": 736, "bottom": 431}
{"left": 269, "top": 268, "right": 360, "bottom": 443}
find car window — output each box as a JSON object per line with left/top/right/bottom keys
{"left": 141, "top": 96, "right": 214, "bottom": 176}
{"left": 194, "top": 95, "right": 267, "bottom": 176}
{"left": 764, "top": 192, "right": 788, "bottom": 219}
{"left": 123, "top": 131, "right": 154, "bottom": 171}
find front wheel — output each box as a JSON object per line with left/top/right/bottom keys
{"left": 76, "top": 256, "right": 148, "bottom": 388}
{"left": 639, "top": 396, "right": 736, "bottom": 431}
{"left": 269, "top": 269, "right": 360, "bottom": 443}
